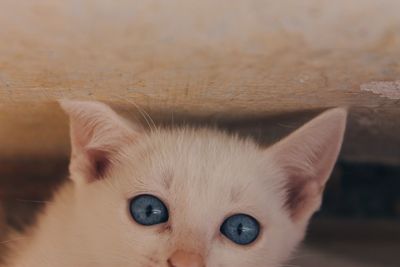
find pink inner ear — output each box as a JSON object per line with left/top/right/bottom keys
{"left": 269, "top": 108, "right": 347, "bottom": 222}
{"left": 284, "top": 173, "right": 323, "bottom": 221}
{"left": 87, "top": 149, "right": 111, "bottom": 181}
{"left": 60, "top": 100, "right": 141, "bottom": 184}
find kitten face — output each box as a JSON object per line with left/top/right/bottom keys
{"left": 54, "top": 101, "right": 346, "bottom": 267}
{"left": 72, "top": 129, "right": 298, "bottom": 266}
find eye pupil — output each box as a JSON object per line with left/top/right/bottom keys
{"left": 130, "top": 194, "right": 169, "bottom": 226}
{"left": 220, "top": 214, "right": 260, "bottom": 245}
{"left": 237, "top": 223, "right": 243, "bottom": 235}
{"left": 145, "top": 205, "right": 153, "bottom": 217}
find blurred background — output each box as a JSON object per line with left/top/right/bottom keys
{"left": 0, "top": 0, "right": 399, "bottom": 266}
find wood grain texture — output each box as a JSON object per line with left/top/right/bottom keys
{"left": 0, "top": 0, "right": 399, "bottom": 163}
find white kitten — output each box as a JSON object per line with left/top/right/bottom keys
{"left": 2, "top": 100, "right": 346, "bottom": 267}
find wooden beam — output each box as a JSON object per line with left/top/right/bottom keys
{"left": 0, "top": 0, "right": 399, "bottom": 163}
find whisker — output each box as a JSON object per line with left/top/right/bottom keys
{"left": 113, "top": 94, "right": 157, "bottom": 132}
{"left": 0, "top": 237, "right": 27, "bottom": 245}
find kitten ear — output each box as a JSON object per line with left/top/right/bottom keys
{"left": 60, "top": 100, "right": 142, "bottom": 185}
{"left": 268, "top": 108, "right": 347, "bottom": 223}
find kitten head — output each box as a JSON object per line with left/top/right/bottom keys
{"left": 60, "top": 100, "right": 346, "bottom": 267}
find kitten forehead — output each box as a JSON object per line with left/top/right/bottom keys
{"left": 112, "top": 127, "right": 284, "bottom": 219}
{"left": 160, "top": 167, "right": 174, "bottom": 190}
{"left": 121, "top": 128, "right": 263, "bottom": 186}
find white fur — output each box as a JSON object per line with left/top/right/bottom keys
{"left": 2, "top": 101, "right": 347, "bottom": 267}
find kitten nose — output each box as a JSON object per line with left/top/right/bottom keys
{"left": 168, "top": 250, "right": 204, "bottom": 267}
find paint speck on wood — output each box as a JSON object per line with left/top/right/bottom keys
{"left": 361, "top": 81, "right": 400, "bottom": 100}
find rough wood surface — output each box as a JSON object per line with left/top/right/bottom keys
{"left": 0, "top": 0, "right": 399, "bottom": 163}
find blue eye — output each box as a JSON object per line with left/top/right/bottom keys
{"left": 220, "top": 214, "right": 260, "bottom": 245}
{"left": 130, "top": 194, "right": 169, "bottom": 226}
